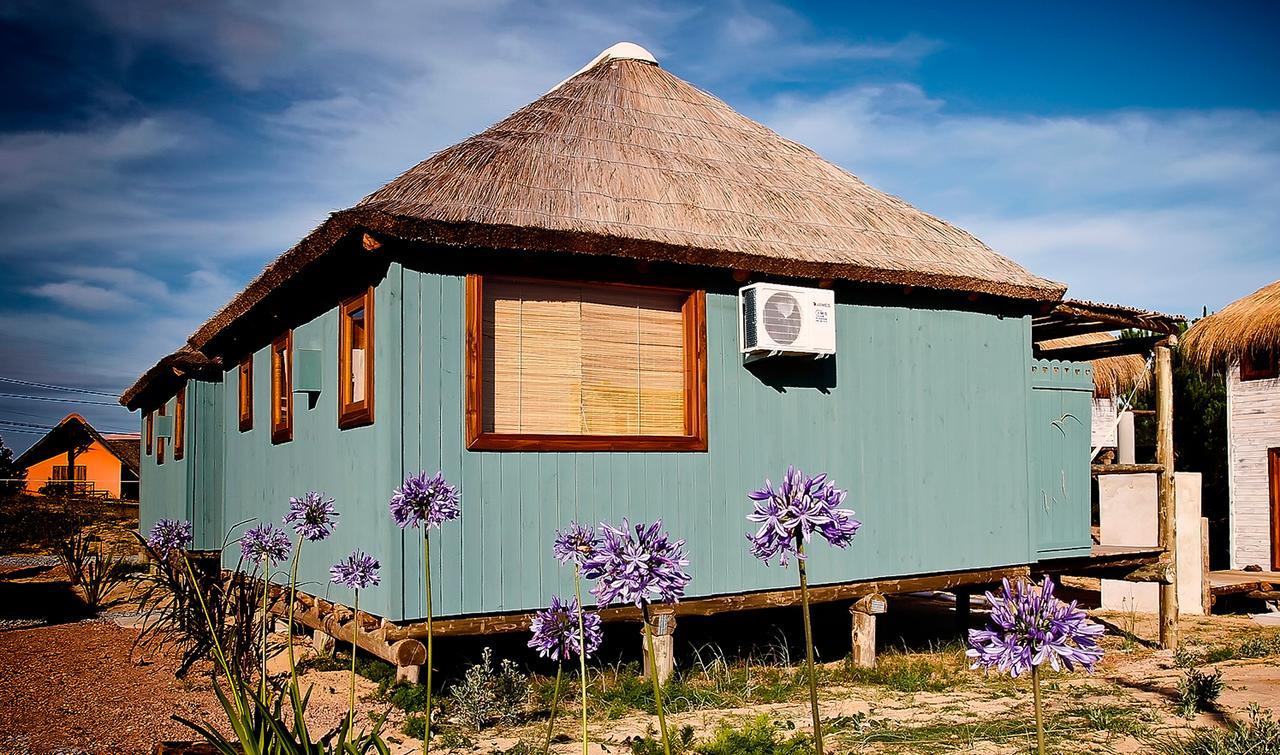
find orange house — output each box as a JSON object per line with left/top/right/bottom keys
{"left": 14, "top": 414, "right": 140, "bottom": 500}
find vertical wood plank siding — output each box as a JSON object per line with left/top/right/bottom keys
{"left": 142, "top": 264, "right": 1094, "bottom": 622}
{"left": 1028, "top": 360, "right": 1094, "bottom": 558}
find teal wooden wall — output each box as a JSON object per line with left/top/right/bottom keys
{"left": 139, "top": 387, "right": 189, "bottom": 536}
{"left": 1028, "top": 360, "right": 1094, "bottom": 558}
{"left": 141, "top": 262, "right": 1095, "bottom": 622}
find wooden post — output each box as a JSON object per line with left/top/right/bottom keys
{"left": 850, "top": 594, "right": 886, "bottom": 669}
{"left": 641, "top": 606, "right": 676, "bottom": 685}
{"left": 1201, "top": 517, "right": 1212, "bottom": 616}
{"left": 1155, "top": 337, "right": 1179, "bottom": 650}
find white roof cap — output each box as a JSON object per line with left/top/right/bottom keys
{"left": 549, "top": 42, "right": 658, "bottom": 93}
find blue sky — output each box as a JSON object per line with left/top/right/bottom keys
{"left": 1, "top": 0, "right": 1277, "bottom": 451}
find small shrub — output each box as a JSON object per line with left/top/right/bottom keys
{"left": 388, "top": 682, "right": 427, "bottom": 712}
{"left": 627, "top": 723, "right": 695, "bottom": 755}
{"left": 1177, "top": 666, "right": 1224, "bottom": 718}
{"left": 77, "top": 548, "right": 129, "bottom": 611}
{"left": 694, "top": 716, "right": 811, "bottom": 755}
{"left": 447, "top": 647, "right": 528, "bottom": 730}
{"left": 1158, "top": 704, "right": 1280, "bottom": 754}
{"left": 1201, "top": 634, "right": 1280, "bottom": 663}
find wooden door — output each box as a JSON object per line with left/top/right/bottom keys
{"left": 1270, "top": 448, "right": 1280, "bottom": 571}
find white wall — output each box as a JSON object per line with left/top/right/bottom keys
{"left": 1099, "top": 472, "right": 1204, "bottom": 615}
{"left": 1226, "top": 362, "right": 1280, "bottom": 569}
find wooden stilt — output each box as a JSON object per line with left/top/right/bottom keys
{"left": 849, "top": 594, "right": 886, "bottom": 669}
{"left": 1155, "top": 337, "right": 1179, "bottom": 650}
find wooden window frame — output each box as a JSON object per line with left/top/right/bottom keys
{"left": 145, "top": 411, "right": 154, "bottom": 456}
{"left": 238, "top": 355, "right": 253, "bottom": 432}
{"left": 1270, "top": 448, "right": 1280, "bottom": 571}
{"left": 271, "top": 330, "right": 294, "bottom": 444}
{"left": 464, "top": 274, "right": 708, "bottom": 452}
{"left": 338, "top": 288, "right": 375, "bottom": 429}
{"left": 157, "top": 402, "right": 167, "bottom": 465}
{"left": 173, "top": 383, "right": 186, "bottom": 461}
{"left": 1241, "top": 350, "right": 1279, "bottom": 381}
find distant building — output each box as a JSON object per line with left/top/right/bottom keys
{"left": 14, "top": 413, "right": 140, "bottom": 500}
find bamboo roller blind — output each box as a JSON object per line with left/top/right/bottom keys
{"left": 482, "top": 279, "right": 687, "bottom": 436}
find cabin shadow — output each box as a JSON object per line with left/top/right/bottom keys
{"left": 745, "top": 356, "right": 837, "bottom": 393}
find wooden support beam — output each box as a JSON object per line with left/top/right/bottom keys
{"left": 849, "top": 595, "right": 885, "bottom": 669}
{"left": 1246, "top": 590, "right": 1280, "bottom": 601}
{"left": 1155, "top": 337, "right": 1179, "bottom": 650}
{"left": 1035, "top": 334, "right": 1163, "bottom": 362}
{"left": 1123, "top": 560, "right": 1175, "bottom": 584}
{"left": 1092, "top": 463, "right": 1165, "bottom": 476}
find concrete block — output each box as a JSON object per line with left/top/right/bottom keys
{"left": 1100, "top": 472, "right": 1204, "bottom": 615}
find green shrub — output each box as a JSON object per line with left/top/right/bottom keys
{"left": 627, "top": 724, "right": 695, "bottom": 755}
{"left": 447, "top": 647, "right": 528, "bottom": 730}
{"left": 1158, "top": 705, "right": 1280, "bottom": 754}
{"left": 1177, "top": 666, "right": 1224, "bottom": 718}
{"left": 388, "top": 682, "right": 427, "bottom": 712}
{"left": 693, "top": 716, "right": 811, "bottom": 755}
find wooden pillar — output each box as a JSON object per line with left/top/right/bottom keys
{"left": 850, "top": 594, "right": 886, "bottom": 669}
{"left": 1201, "top": 517, "right": 1212, "bottom": 616}
{"left": 1155, "top": 337, "right": 1179, "bottom": 649}
{"left": 312, "top": 628, "right": 336, "bottom": 654}
{"left": 642, "top": 606, "right": 676, "bottom": 685}
{"left": 395, "top": 664, "right": 422, "bottom": 684}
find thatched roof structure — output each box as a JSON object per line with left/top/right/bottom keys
{"left": 1181, "top": 279, "right": 1280, "bottom": 370}
{"left": 120, "top": 346, "right": 219, "bottom": 410}
{"left": 124, "top": 43, "right": 1065, "bottom": 408}
{"left": 1036, "top": 332, "right": 1150, "bottom": 399}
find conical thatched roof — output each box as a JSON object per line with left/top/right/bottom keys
{"left": 1182, "top": 280, "right": 1280, "bottom": 370}
{"left": 1036, "top": 332, "right": 1150, "bottom": 399}
{"left": 126, "top": 44, "right": 1067, "bottom": 407}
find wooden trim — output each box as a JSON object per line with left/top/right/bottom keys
{"left": 271, "top": 330, "right": 293, "bottom": 444}
{"left": 464, "top": 274, "right": 709, "bottom": 452}
{"left": 156, "top": 402, "right": 166, "bottom": 465}
{"left": 238, "top": 356, "right": 253, "bottom": 432}
{"left": 1241, "top": 350, "right": 1280, "bottom": 381}
{"left": 145, "top": 411, "right": 153, "bottom": 456}
{"left": 1092, "top": 463, "right": 1164, "bottom": 476}
{"left": 337, "top": 287, "right": 375, "bottom": 430}
{"left": 173, "top": 382, "right": 186, "bottom": 461}
{"left": 1270, "top": 447, "right": 1280, "bottom": 571}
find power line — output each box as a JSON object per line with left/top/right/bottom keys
{"left": 0, "top": 376, "right": 119, "bottom": 398}
{"left": 0, "top": 392, "right": 120, "bottom": 406}
{"left": 0, "top": 418, "right": 136, "bottom": 435}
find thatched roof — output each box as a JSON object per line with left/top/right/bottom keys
{"left": 120, "top": 346, "right": 218, "bottom": 411}
{"left": 1181, "top": 279, "right": 1280, "bottom": 370}
{"left": 125, "top": 43, "right": 1066, "bottom": 408}
{"left": 1036, "top": 332, "right": 1150, "bottom": 399}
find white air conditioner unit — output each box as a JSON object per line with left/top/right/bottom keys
{"left": 739, "top": 283, "right": 836, "bottom": 359}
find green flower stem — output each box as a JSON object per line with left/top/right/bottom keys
{"left": 542, "top": 660, "right": 564, "bottom": 755}
{"left": 796, "top": 539, "right": 823, "bottom": 755}
{"left": 180, "top": 553, "right": 242, "bottom": 717}
{"left": 574, "top": 569, "right": 589, "bottom": 755}
{"left": 424, "top": 531, "right": 433, "bottom": 755}
{"left": 1032, "top": 664, "right": 1045, "bottom": 755}
{"left": 287, "top": 534, "right": 303, "bottom": 689}
{"left": 642, "top": 604, "right": 671, "bottom": 755}
{"left": 350, "top": 588, "right": 360, "bottom": 734}
{"left": 261, "top": 554, "right": 269, "bottom": 699}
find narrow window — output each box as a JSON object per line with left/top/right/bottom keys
{"left": 271, "top": 330, "right": 293, "bottom": 444}
{"left": 145, "top": 411, "right": 154, "bottom": 456}
{"left": 173, "top": 383, "right": 186, "bottom": 461}
{"left": 1241, "top": 349, "right": 1280, "bottom": 381}
{"left": 157, "top": 402, "right": 167, "bottom": 465}
{"left": 465, "top": 276, "right": 708, "bottom": 451}
{"left": 338, "top": 288, "right": 375, "bottom": 429}
{"left": 238, "top": 355, "right": 253, "bottom": 431}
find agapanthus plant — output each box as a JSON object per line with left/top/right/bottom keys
{"left": 281, "top": 491, "right": 339, "bottom": 685}
{"left": 967, "top": 577, "right": 1103, "bottom": 755}
{"left": 239, "top": 522, "right": 292, "bottom": 690}
{"left": 529, "top": 595, "right": 602, "bottom": 755}
{"left": 147, "top": 518, "right": 193, "bottom": 558}
{"left": 583, "top": 519, "right": 690, "bottom": 755}
{"left": 553, "top": 521, "right": 600, "bottom": 755}
{"left": 390, "top": 471, "right": 461, "bottom": 755}
{"left": 746, "top": 467, "right": 860, "bottom": 755}
{"left": 332, "top": 550, "right": 381, "bottom": 733}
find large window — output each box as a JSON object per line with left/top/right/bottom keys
{"left": 338, "top": 288, "right": 375, "bottom": 429}
{"left": 271, "top": 331, "right": 293, "bottom": 444}
{"left": 173, "top": 383, "right": 186, "bottom": 461}
{"left": 238, "top": 355, "right": 253, "bottom": 431}
{"left": 465, "top": 276, "right": 707, "bottom": 451}
{"left": 1242, "top": 349, "right": 1279, "bottom": 382}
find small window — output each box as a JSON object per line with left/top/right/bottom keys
{"left": 238, "top": 356, "right": 253, "bottom": 431}
{"left": 271, "top": 331, "right": 294, "bottom": 444}
{"left": 1241, "top": 349, "right": 1279, "bottom": 382}
{"left": 145, "top": 411, "right": 154, "bottom": 456}
{"left": 157, "top": 402, "right": 167, "bottom": 465}
{"left": 173, "top": 383, "right": 186, "bottom": 461}
{"left": 465, "top": 276, "right": 707, "bottom": 451}
{"left": 338, "top": 288, "right": 375, "bottom": 429}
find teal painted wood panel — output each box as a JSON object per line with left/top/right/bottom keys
{"left": 1028, "top": 360, "right": 1094, "bottom": 558}
{"left": 140, "top": 389, "right": 191, "bottom": 537}
{"left": 399, "top": 271, "right": 1037, "bottom": 619}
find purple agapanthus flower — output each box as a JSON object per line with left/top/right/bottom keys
{"left": 284, "top": 491, "right": 339, "bottom": 542}
{"left": 528, "top": 595, "right": 603, "bottom": 662}
{"left": 582, "top": 519, "right": 691, "bottom": 608}
{"left": 240, "top": 522, "right": 292, "bottom": 566}
{"left": 967, "top": 577, "right": 1104, "bottom": 678}
{"left": 746, "top": 466, "right": 861, "bottom": 566}
{"left": 389, "top": 471, "right": 460, "bottom": 530}
{"left": 553, "top": 521, "right": 600, "bottom": 567}
{"left": 147, "top": 518, "right": 193, "bottom": 558}
{"left": 330, "top": 550, "right": 381, "bottom": 591}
